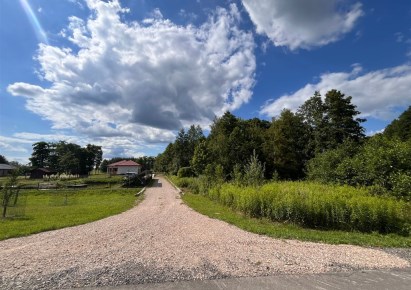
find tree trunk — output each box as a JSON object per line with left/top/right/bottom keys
{"left": 2, "top": 203, "right": 6, "bottom": 218}
{"left": 13, "top": 189, "right": 20, "bottom": 206}
{"left": 2, "top": 190, "right": 8, "bottom": 218}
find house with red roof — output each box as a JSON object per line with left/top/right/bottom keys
{"left": 107, "top": 160, "right": 142, "bottom": 176}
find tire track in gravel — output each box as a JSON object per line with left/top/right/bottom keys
{"left": 0, "top": 177, "right": 409, "bottom": 289}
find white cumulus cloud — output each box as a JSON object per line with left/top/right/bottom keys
{"left": 242, "top": 0, "right": 363, "bottom": 50}
{"left": 8, "top": 0, "right": 255, "bottom": 145}
{"left": 260, "top": 64, "right": 411, "bottom": 120}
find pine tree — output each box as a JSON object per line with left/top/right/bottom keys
{"left": 323, "top": 89, "right": 366, "bottom": 148}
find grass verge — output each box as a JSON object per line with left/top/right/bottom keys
{"left": 0, "top": 188, "right": 143, "bottom": 241}
{"left": 182, "top": 192, "right": 411, "bottom": 247}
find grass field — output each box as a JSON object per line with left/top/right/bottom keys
{"left": 0, "top": 174, "right": 142, "bottom": 240}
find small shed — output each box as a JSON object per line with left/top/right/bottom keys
{"left": 107, "top": 160, "right": 142, "bottom": 176}
{"left": 30, "top": 168, "right": 57, "bottom": 179}
{"left": 0, "top": 164, "right": 15, "bottom": 177}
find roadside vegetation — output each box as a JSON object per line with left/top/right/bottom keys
{"left": 158, "top": 91, "right": 411, "bottom": 246}
{"left": 182, "top": 192, "right": 410, "bottom": 247}
{"left": 170, "top": 175, "right": 410, "bottom": 246}
{"left": 208, "top": 182, "right": 409, "bottom": 234}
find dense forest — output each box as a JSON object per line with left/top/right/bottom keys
{"left": 155, "top": 90, "right": 411, "bottom": 199}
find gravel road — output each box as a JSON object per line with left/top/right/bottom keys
{"left": 0, "top": 177, "right": 409, "bottom": 289}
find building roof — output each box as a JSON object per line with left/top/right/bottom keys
{"left": 108, "top": 160, "right": 141, "bottom": 167}
{"left": 31, "top": 168, "right": 57, "bottom": 173}
{"left": 0, "top": 164, "right": 14, "bottom": 170}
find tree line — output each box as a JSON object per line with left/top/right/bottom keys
{"left": 154, "top": 90, "right": 411, "bottom": 197}
{"left": 29, "top": 141, "right": 103, "bottom": 176}
{"left": 2, "top": 144, "right": 156, "bottom": 176}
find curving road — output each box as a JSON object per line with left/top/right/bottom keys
{"left": 0, "top": 177, "right": 409, "bottom": 289}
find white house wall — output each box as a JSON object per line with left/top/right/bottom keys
{"left": 116, "top": 166, "right": 141, "bottom": 175}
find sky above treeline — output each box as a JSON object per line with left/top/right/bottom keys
{"left": 1, "top": 0, "right": 410, "bottom": 164}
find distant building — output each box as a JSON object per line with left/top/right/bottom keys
{"left": 0, "top": 164, "right": 15, "bottom": 177}
{"left": 30, "top": 168, "right": 58, "bottom": 179}
{"left": 107, "top": 160, "right": 142, "bottom": 176}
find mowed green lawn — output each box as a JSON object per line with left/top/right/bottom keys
{"left": 0, "top": 187, "right": 141, "bottom": 241}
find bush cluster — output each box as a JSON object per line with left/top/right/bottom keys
{"left": 169, "top": 176, "right": 193, "bottom": 188}
{"left": 307, "top": 136, "right": 411, "bottom": 200}
{"left": 208, "top": 182, "right": 410, "bottom": 235}
{"left": 177, "top": 167, "right": 195, "bottom": 178}
{"left": 80, "top": 176, "right": 123, "bottom": 185}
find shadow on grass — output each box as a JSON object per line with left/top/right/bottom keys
{"left": 1, "top": 216, "right": 32, "bottom": 221}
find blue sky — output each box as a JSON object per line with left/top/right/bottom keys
{"left": 1, "top": 0, "right": 410, "bottom": 164}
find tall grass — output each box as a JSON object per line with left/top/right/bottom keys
{"left": 183, "top": 193, "right": 411, "bottom": 247}
{"left": 168, "top": 176, "right": 199, "bottom": 191}
{"left": 208, "top": 182, "right": 410, "bottom": 235}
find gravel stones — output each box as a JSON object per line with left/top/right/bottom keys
{"left": 0, "top": 177, "right": 409, "bottom": 289}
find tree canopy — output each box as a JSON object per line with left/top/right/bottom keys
{"left": 384, "top": 105, "right": 411, "bottom": 141}
{"left": 154, "top": 89, "right": 372, "bottom": 181}
{"left": 0, "top": 155, "right": 8, "bottom": 164}
{"left": 29, "top": 141, "right": 103, "bottom": 175}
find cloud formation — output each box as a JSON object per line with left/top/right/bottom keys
{"left": 242, "top": 0, "right": 363, "bottom": 50}
{"left": 260, "top": 64, "right": 411, "bottom": 120}
{"left": 8, "top": 0, "right": 255, "bottom": 142}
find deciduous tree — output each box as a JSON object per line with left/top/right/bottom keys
{"left": 384, "top": 105, "right": 411, "bottom": 141}
{"left": 190, "top": 140, "right": 209, "bottom": 175}
{"left": 264, "top": 109, "right": 309, "bottom": 179}
{"left": 0, "top": 155, "right": 8, "bottom": 164}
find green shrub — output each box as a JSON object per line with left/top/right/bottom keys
{"left": 214, "top": 164, "right": 225, "bottom": 185}
{"left": 242, "top": 150, "right": 265, "bottom": 187}
{"left": 201, "top": 164, "right": 225, "bottom": 191}
{"left": 231, "top": 164, "right": 243, "bottom": 186}
{"left": 307, "top": 141, "right": 358, "bottom": 184}
{"left": 168, "top": 176, "right": 197, "bottom": 190}
{"left": 196, "top": 175, "right": 213, "bottom": 195}
{"left": 169, "top": 170, "right": 218, "bottom": 195}
{"left": 80, "top": 176, "right": 123, "bottom": 185}
{"left": 177, "top": 167, "right": 194, "bottom": 178}
{"left": 307, "top": 136, "right": 411, "bottom": 199}
{"left": 390, "top": 172, "right": 411, "bottom": 200}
